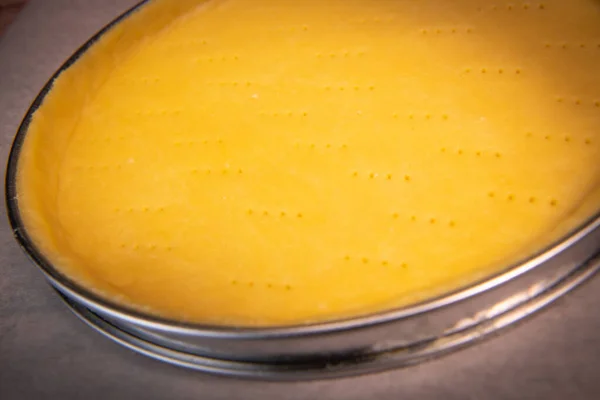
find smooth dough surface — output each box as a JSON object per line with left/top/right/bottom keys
{"left": 17, "top": 0, "right": 600, "bottom": 325}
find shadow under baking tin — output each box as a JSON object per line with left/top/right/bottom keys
{"left": 4, "top": 0, "right": 600, "bottom": 380}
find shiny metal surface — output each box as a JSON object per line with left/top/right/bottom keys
{"left": 4, "top": 0, "right": 600, "bottom": 380}
{"left": 59, "top": 252, "right": 600, "bottom": 379}
{"left": 38, "top": 215, "right": 600, "bottom": 375}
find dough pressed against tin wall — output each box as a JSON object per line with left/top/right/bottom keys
{"left": 15, "top": 0, "right": 600, "bottom": 326}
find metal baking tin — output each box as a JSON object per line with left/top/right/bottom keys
{"left": 5, "top": 0, "right": 600, "bottom": 380}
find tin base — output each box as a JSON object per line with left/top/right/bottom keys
{"left": 57, "top": 252, "right": 600, "bottom": 380}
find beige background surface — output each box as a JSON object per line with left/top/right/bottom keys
{"left": 1, "top": 1, "right": 600, "bottom": 399}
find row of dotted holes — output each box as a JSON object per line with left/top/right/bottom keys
{"left": 556, "top": 98, "right": 600, "bottom": 108}
{"left": 352, "top": 172, "right": 413, "bottom": 182}
{"left": 463, "top": 67, "right": 522, "bottom": 75}
{"left": 544, "top": 42, "right": 600, "bottom": 50}
{"left": 246, "top": 209, "right": 304, "bottom": 218}
{"left": 205, "top": 81, "right": 254, "bottom": 87}
{"left": 440, "top": 148, "right": 504, "bottom": 158}
{"left": 294, "top": 143, "right": 348, "bottom": 150}
{"left": 115, "top": 204, "right": 311, "bottom": 218}
{"left": 526, "top": 132, "right": 594, "bottom": 145}
{"left": 488, "top": 192, "right": 559, "bottom": 206}
{"left": 478, "top": 3, "right": 547, "bottom": 11}
{"left": 316, "top": 51, "right": 367, "bottom": 58}
{"left": 230, "top": 280, "right": 293, "bottom": 290}
{"left": 420, "top": 27, "right": 474, "bottom": 35}
{"left": 114, "top": 205, "right": 305, "bottom": 218}
{"left": 391, "top": 213, "right": 457, "bottom": 227}
{"left": 324, "top": 85, "right": 375, "bottom": 91}
{"left": 344, "top": 255, "right": 408, "bottom": 268}
{"left": 393, "top": 113, "right": 450, "bottom": 120}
